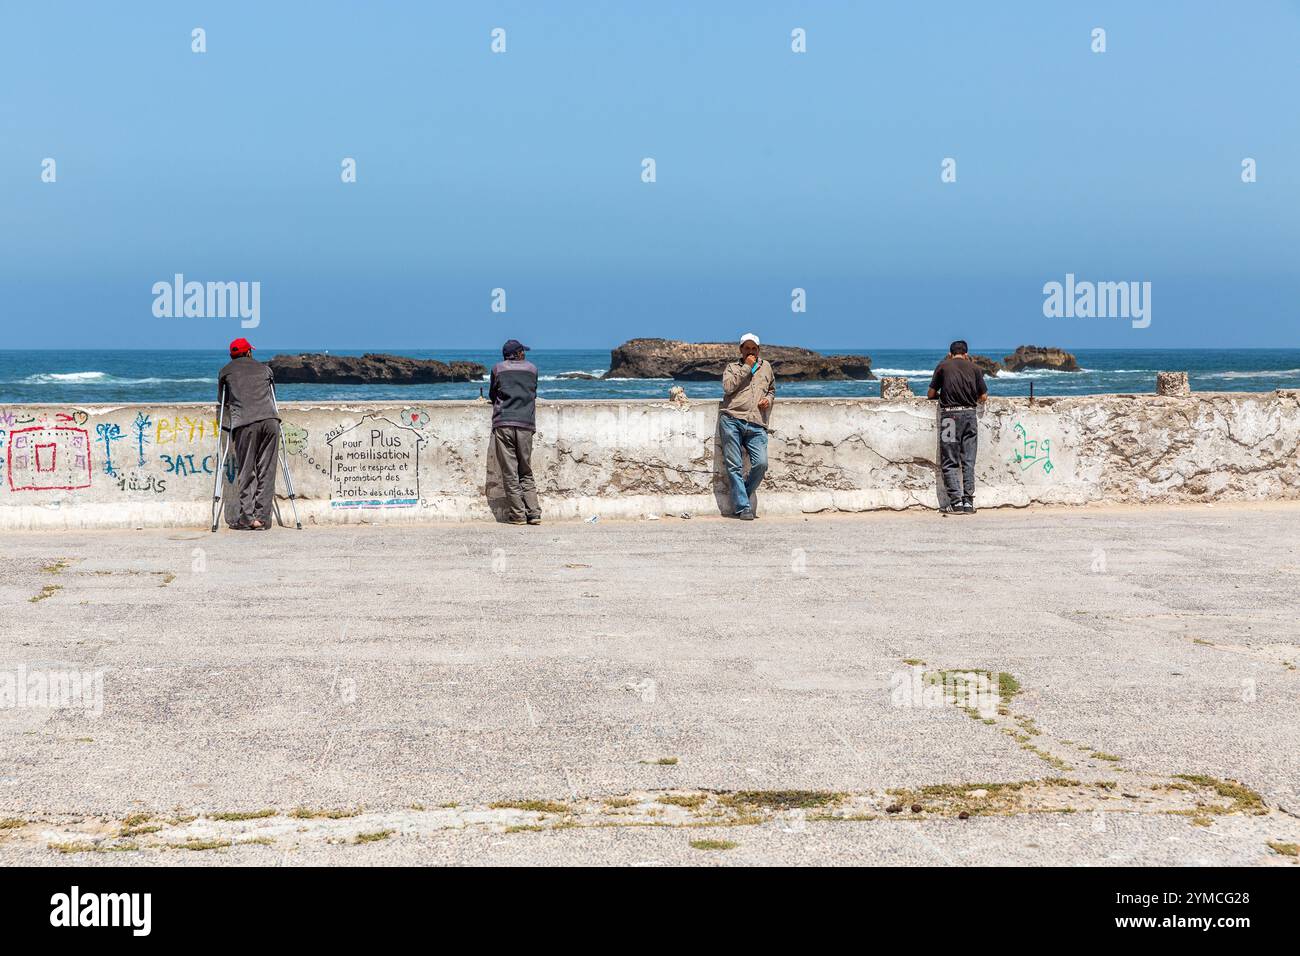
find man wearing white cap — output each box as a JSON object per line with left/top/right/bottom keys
{"left": 719, "top": 333, "right": 775, "bottom": 520}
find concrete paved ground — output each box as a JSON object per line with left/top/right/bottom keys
{"left": 2, "top": 502, "right": 1298, "bottom": 866}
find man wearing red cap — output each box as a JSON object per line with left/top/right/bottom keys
{"left": 217, "top": 338, "right": 281, "bottom": 530}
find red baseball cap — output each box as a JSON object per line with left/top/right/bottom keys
{"left": 229, "top": 338, "right": 254, "bottom": 357}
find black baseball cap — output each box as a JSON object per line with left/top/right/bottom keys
{"left": 502, "top": 339, "right": 529, "bottom": 357}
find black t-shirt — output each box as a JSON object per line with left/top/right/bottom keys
{"left": 929, "top": 356, "right": 987, "bottom": 408}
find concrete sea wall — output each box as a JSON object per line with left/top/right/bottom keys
{"left": 1, "top": 391, "right": 1298, "bottom": 529}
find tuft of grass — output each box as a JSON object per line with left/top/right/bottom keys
{"left": 41, "top": 559, "right": 71, "bottom": 574}
{"left": 640, "top": 756, "right": 678, "bottom": 765}
{"left": 30, "top": 584, "right": 62, "bottom": 603}
{"left": 998, "top": 672, "right": 1022, "bottom": 702}
{"left": 721, "top": 790, "right": 843, "bottom": 811}
{"left": 505, "top": 824, "right": 544, "bottom": 833}
{"left": 1090, "top": 752, "right": 1122, "bottom": 762}
{"left": 0, "top": 818, "right": 26, "bottom": 830}
{"left": 1021, "top": 744, "right": 1073, "bottom": 771}
{"left": 603, "top": 797, "right": 638, "bottom": 808}
{"left": 48, "top": 841, "right": 98, "bottom": 854}
{"left": 1172, "top": 775, "right": 1266, "bottom": 814}
{"left": 811, "top": 812, "right": 879, "bottom": 823}
{"left": 657, "top": 794, "right": 707, "bottom": 809}
{"left": 120, "top": 813, "right": 157, "bottom": 836}
{"left": 1266, "top": 841, "right": 1298, "bottom": 858}
{"left": 209, "top": 809, "right": 276, "bottom": 821}
{"left": 489, "top": 799, "right": 571, "bottom": 814}
{"left": 922, "top": 668, "right": 1020, "bottom": 717}
{"left": 289, "top": 807, "right": 362, "bottom": 819}
{"left": 354, "top": 829, "right": 394, "bottom": 844}
{"left": 168, "top": 838, "right": 232, "bottom": 851}
{"left": 901, "top": 658, "right": 925, "bottom": 666}
{"left": 690, "top": 838, "right": 738, "bottom": 851}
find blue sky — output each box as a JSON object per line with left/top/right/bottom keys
{"left": 1, "top": 1, "right": 1296, "bottom": 350}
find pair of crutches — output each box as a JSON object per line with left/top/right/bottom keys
{"left": 210, "top": 384, "right": 302, "bottom": 532}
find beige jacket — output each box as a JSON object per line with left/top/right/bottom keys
{"left": 721, "top": 359, "right": 776, "bottom": 429}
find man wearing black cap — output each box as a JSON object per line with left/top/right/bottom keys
{"left": 489, "top": 339, "right": 541, "bottom": 525}
{"left": 217, "top": 338, "right": 281, "bottom": 530}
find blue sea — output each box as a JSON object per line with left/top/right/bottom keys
{"left": 2, "top": 349, "right": 1299, "bottom": 405}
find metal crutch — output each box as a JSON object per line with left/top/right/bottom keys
{"left": 270, "top": 385, "right": 303, "bottom": 530}
{"left": 210, "top": 385, "right": 234, "bottom": 532}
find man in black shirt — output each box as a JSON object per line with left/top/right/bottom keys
{"left": 927, "top": 340, "right": 987, "bottom": 515}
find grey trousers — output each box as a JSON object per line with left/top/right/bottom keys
{"left": 491, "top": 426, "right": 540, "bottom": 521}
{"left": 939, "top": 408, "right": 978, "bottom": 505}
{"left": 232, "top": 418, "right": 280, "bottom": 527}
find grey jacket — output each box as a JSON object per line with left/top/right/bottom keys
{"left": 217, "top": 355, "right": 279, "bottom": 430}
{"left": 489, "top": 358, "right": 538, "bottom": 431}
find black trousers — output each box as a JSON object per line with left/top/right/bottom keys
{"left": 939, "top": 408, "right": 978, "bottom": 505}
{"left": 232, "top": 419, "right": 280, "bottom": 527}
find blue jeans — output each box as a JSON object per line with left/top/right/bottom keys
{"left": 720, "top": 413, "right": 768, "bottom": 514}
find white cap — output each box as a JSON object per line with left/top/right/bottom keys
{"left": 739, "top": 332, "right": 760, "bottom": 347}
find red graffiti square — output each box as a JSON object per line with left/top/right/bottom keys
{"left": 7, "top": 426, "right": 92, "bottom": 491}
{"left": 35, "top": 443, "right": 57, "bottom": 472}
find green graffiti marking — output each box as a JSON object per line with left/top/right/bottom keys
{"left": 1009, "top": 422, "right": 1054, "bottom": 475}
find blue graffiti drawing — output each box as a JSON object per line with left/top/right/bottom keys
{"left": 95, "top": 423, "right": 124, "bottom": 477}
{"left": 1009, "top": 422, "right": 1054, "bottom": 475}
{"left": 132, "top": 412, "right": 152, "bottom": 466}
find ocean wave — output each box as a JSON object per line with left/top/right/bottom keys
{"left": 539, "top": 369, "right": 608, "bottom": 381}
{"left": 874, "top": 366, "right": 1098, "bottom": 378}
{"left": 995, "top": 368, "right": 1091, "bottom": 378}
{"left": 1202, "top": 369, "right": 1300, "bottom": 379}
{"left": 15, "top": 372, "right": 216, "bottom": 385}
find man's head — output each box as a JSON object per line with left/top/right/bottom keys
{"left": 501, "top": 339, "right": 529, "bottom": 361}
{"left": 739, "top": 332, "right": 761, "bottom": 364}
{"left": 949, "top": 339, "right": 969, "bottom": 357}
{"left": 229, "top": 338, "right": 254, "bottom": 359}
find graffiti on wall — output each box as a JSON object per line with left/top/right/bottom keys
{"left": 154, "top": 415, "right": 220, "bottom": 445}
{"left": 1008, "top": 422, "right": 1054, "bottom": 475}
{"left": 326, "top": 414, "right": 425, "bottom": 508}
{"left": 6, "top": 425, "right": 93, "bottom": 491}
{"left": 132, "top": 412, "right": 152, "bottom": 466}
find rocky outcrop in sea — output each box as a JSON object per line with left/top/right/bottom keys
{"left": 1001, "top": 346, "right": 1080, "bottom": 373}
{"left": 268, "top": 353, "right": 487, "bottom": 384}
{"left": 604, "top": 338, "right": 874, "bottom": 381}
